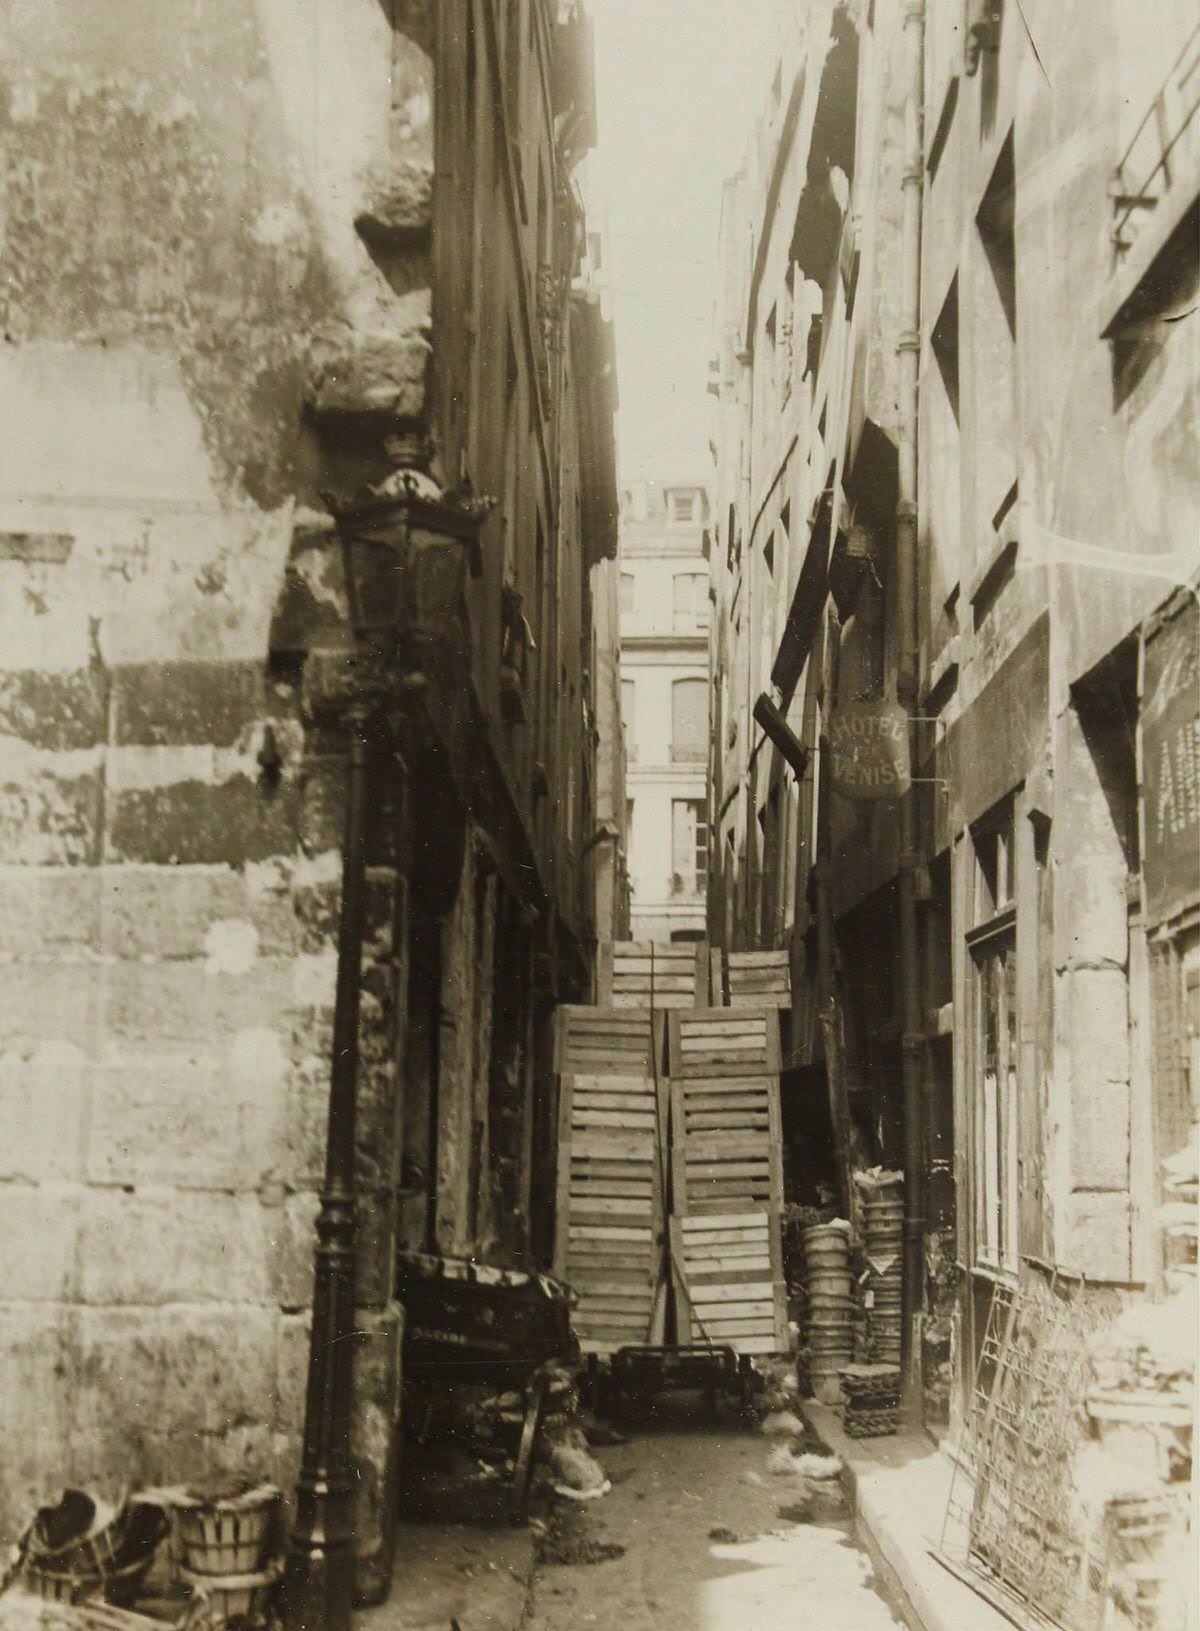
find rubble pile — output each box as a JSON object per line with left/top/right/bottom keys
{"left": 1081, "top": 1285, "right": 1195, "bottom": 1631}
{"left": 1159, "top": 1131, "right": 1198, "bottom": 1296}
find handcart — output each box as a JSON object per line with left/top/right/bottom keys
{"left": 394, "top": 1251, "right": 578, "bottom": 1521}
{"left": 604, "top": 1343, "right": 758, "bottom": 1423}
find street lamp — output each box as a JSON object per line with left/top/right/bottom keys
{"left": 337, "top": 466, "right": 489, "bottom": 659}
{"left": 283, "top": 466, "right": 491, "bottom": 1631}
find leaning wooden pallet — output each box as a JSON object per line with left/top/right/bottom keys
{"left": 670, "top": 1210, "right": 789, "bottom": 1356}
{"left": 669, "top": 1074, "right": 783, "bottom": 1216}
{"left": 725, "top": 949, "right": 792, "bottom": 1010}
{"left": 554, "top": 1004, "right": 666, "bottom": 1079}
{"left": 552, "top": 1071, "right": 668, "bottom": 1355}
{"left": 596, "top": 941, "right": 710, "bottom": 1010}
{"left": 667, "top": 1006, "right": 781, "bottom": 1079}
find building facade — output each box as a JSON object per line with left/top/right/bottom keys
{"left": 619, "top": 479, "right": 712, "bottom": 943}
{"left": 0, "top": 0, "right": 618, "bottom": 1604}
{"left": 710, "top": 0, "right": 1198, "bottom": 1440}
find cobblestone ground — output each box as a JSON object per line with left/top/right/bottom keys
{"left": 526, "top": 1398, "right": 906, "bottom": 1631}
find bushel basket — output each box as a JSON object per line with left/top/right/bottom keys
{"left": 175, "top": 1484, "right": 279, "bottom": 1577}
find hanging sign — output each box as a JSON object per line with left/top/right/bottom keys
{"left": 1142, "top": 594, "right": 1199, "bottom": 927}
{"left": 829, "top": 700, "right": 911, "bottom": 801}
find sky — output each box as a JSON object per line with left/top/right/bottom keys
{"left": 591, "top": 0, "right": 782, "bottom": 485}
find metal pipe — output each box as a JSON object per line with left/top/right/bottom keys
{"left": 816, "top": 735, "right": 854, "bottom": 1219}
{"left": 284, "top": 717, "right": 372, "bottom": 1631}
{"left": 897, "top": 0, "right": 926, "bottom": 1412}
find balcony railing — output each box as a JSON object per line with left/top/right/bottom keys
{"left": 1111, "top": 22, "right": 1200, "bottom": 255}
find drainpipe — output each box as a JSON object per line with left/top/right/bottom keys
{"left": 897, "top": 0, "right": 926, "bottom": 1413}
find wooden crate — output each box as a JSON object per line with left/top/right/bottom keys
{"left": 553, "top": 1072, "right": 667, "bottom": 1355}
{"left": 670, "top": 1210, "right": 788, "bottom": 1355}
{"left": 669, "top": 1074, "right": 783, "bottom": 1216}
{"left": 596, "top": 941, "right": 710, "bottom": 1010}
{"left": 726, "top": 949, "right": 791, "bottom": 1009}
{"left": 554, "top": 1005, "right": 665, "bottom": 1079}
{"left": 667, "top": 1007, "right": 781, "bottom": 1078}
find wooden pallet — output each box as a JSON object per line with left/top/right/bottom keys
{"left": 667, "top": 1007, "right": 781, "bottom": 1078}
{"left": 553, "top": 1072, "right": 668, "bottom": 1355}
{"left": 725, "top": 949, "right": 791, "bottom": 1009}
{"left": 670, "top": 1210, "right": 788, "bottom": 1355}
{"left": 554, "top": 1005, "right": 666, "bottom": 1079}
{"left": 669, "top": 1074, "right": 783, "bottom": 1215}
{"left": 596, "top": 941, "right": 710, "bottom": 1010}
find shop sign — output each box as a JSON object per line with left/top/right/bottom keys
{"left": 1142, "top": 595, "right": 1199, "bottom": 926}
{"left": 829, "top": 699, "right": 911, "bottom": 800}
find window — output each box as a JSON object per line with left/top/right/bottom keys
{"left": 967, "top": 799, "right": 1018, "bottom": 1274}
{"left": 672, "top": 572, "right": 708, "bottom": 631}
{"left": 695, "top": 809, "right": 709, "bottom": 886}
{"left": 927, "top": 77, "right": 959, "bottom": 180}
{"left": 672, "top": 799, "right": 708, "bottom": 890}
{"left": 1107, "top": 202, "right": 1199, "bottom": 409}
{"left": 971, "top": 133, "right": 1017, "bottom": 557}
{"left": 978, "top": 134, "right": 1016, "bottom": 338}
{"left": 671, "top": 677, "right": 708, "bottom": 763}
{"left": 932, "top": 275, "right": 960, "bottom": 423}
{"left": 670, "top": 490, "right": 696, "bottom": 525}
{"left": 972, "top": 929, "right": 1017, "bottom": 1271}
{"left": 619, "top": 572, "right": 635, "bottom": 616}
{"left": 621, "top": 678, "right": 636, "bottom": 762}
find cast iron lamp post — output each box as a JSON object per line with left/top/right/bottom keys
{"left": 283, "top": 467, "right": 490, "bottom": 1631}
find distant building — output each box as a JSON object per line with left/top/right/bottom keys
{"left": 619, "top": 480, "right": 711, "bottom": 942}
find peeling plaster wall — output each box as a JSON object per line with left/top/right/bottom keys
{"left": 0, "top": 0, "right": 409, "bottom": 1548}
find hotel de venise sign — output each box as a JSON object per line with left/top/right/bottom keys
{"left": 830, "top": 699, "right": 911, "bottom": 800}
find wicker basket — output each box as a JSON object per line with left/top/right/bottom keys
{"left": 182, "top": 1561, "right": 282, "bottom": 1621}
{"left": 175, "top": 1485, "right": 279, "bottom": 1577}
{"left": 28, "top": 1490, "right": 129, "bottom": 1578}
{"left": 22, "top": 1565, "right": 90, "bottom": 1604}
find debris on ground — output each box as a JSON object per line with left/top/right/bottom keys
{"left": 751, "top": 1356, "right": 800, "bottom": 1414}
{"left": 583, "top": 1423, "right": 630, "bottom": 1448}
{"left": 707, "top": 1526, "right": 739, "bottom": 1544}
{"left": 766, "top": 1445, "right": 844, "bottom": 1479}
{"left": 536, "top": 1509, "right": 625, "bottom": 1567}
{"left": 547, "top": 1428, "right": 610, "bottom": 1501}
{"left": 788, "top": 1452, "right": 844, "bottom": 1480}
{"left": 758, "top": 1410, "right": 804, "bottom": 1437}
{"left": 776, "top": 1496, "right": 815, "bottom": 1524}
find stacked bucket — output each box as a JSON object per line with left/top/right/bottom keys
{"left": 862, "top": 1178, "right": 904, "bottom": 1366}
{"left": 803, "top": 1220, "right": 854, "bottom": 1402}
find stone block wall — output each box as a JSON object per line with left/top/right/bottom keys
{"left": 0, "top": 643, "right": 341, "bottom": 1541}
{"left": 0, "top": 0, "right": 421, "bottom": 1553}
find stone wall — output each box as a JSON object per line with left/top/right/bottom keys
{"left": 0, "top": 0, "right": 414, "bottom": 1550}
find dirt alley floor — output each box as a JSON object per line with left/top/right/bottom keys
{"left": 525, "top": 1395, "right": 906, "bottom": 1631}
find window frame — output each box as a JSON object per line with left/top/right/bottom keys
{"left": 670, "top": 676, "right": 708, "bottom": 764}
{"left": 670, "top": 490, "right": 697, "bottom": 525}
{"left": 965, "top": 795, "right": 1020, "bottom": 1279}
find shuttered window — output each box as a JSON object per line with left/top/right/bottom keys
{"left": 671, "top": 677, "right": 708, "bottom": 763}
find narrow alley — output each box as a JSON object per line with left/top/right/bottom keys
{"left": 524, "top": 1403, "right": 902, "bottom": 1631}
{"left": 0, "top": 3, "right": 1195, "bottom": 1631}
